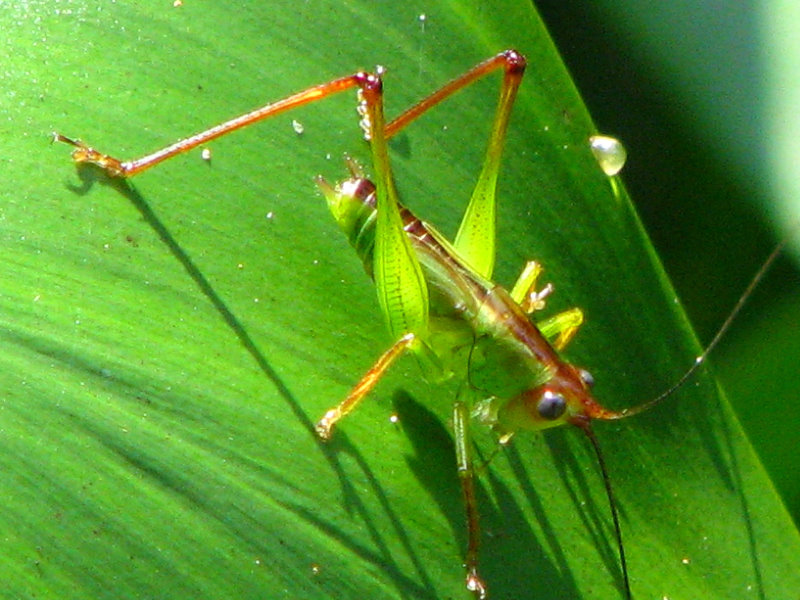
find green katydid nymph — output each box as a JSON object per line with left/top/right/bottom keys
{"left": 55, "top": 50, "right": 780, "bottom": 599}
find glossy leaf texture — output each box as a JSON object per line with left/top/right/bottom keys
{"left": 1, "top": 2, "right": 798, "bottom": 599}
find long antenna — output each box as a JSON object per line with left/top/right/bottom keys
{"left": 571, "top": 417, "right": 631, "bottom": 599}
{"left": 616, "top": 237, "right": 788, "bottom": 419}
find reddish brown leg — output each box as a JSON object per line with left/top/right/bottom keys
{"left": 385, "top": 49, "right": 526, "bottom": 140}
{"left": 55, "top": 50, "right": 526, "bottom": 180}
{"left": 316, "top": 334, "right": 417, "bottom": 440}
{"left": 453, "top": 400, "right": 487, "bottom": 599}
{"left": 54, "top": 75, "right": 364, "bottom": 177}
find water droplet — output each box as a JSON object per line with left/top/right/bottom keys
{"left": 589, "top": 134, "right": 627, "bottom": 176}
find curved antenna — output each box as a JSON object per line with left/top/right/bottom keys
{"left": 611, "top": 237, "right": 787, "bottom": 420}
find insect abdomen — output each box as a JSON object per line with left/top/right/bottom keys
{"left": 320, "top": 174, "right": 490, "bottom": 318}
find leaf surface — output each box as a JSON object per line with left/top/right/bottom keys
{"left": 1, "top": 1, "right": 798, "bottom": 599}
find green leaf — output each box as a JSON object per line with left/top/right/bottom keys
{"left": 2, "top": 1, "right": 798, "bottom": 599}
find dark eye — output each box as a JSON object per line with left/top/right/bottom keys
{"left": 579, "top": 369, "right": 595, "bottom": 388}
{"left": 537, "top": 390, "right": 566, "bottom": 420}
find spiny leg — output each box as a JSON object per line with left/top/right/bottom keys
{"left": 453, "top": 400, "right": 486, "bottom": 599}
{"left": 54, "top": 75, "right": 367, "bottom": 178}
{"left": 316, "top": 333, "right": 417, "bottom": 440}
{"left": 55, "top": 50, "right": 524, "bottom": 184}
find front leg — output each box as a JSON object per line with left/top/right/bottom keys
{"left": 453, "top": 400, "right": 487, "bottom": 599}
{"left": 510, "top": 260, "right": 556, "bottom": 313}
{"left": 316, "top": 333, "right": 418, "bottom": 440}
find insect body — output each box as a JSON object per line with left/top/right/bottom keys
{"left": 315, "top": 159, "right": 629, "bottom": 597}
{"left": 55, "top": 50, "right": 779, "bottom": 599}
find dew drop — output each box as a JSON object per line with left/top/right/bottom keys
{"left": 589, "top": 134, "right": 627, "bottom": 176}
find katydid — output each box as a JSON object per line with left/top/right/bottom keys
{"left": 54, "top": 49, "right": 782, "bottom": 599}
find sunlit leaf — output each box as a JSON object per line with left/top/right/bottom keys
{"left": 1, "top": 2, "right": 798, "bottom": 599}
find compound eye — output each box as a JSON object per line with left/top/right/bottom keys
{"left": 537, "top": 390, "right": 567, "bottom": 420}
{"left": 579, "top": 369, "right": 595, "bottom": 388}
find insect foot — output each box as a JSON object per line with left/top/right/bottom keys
{"left": 52, "top": 132, "right": 127, "bottom": 177}
{"left": 315, "top": 410, "right": 338, "bottom": 441}
{"left": 466, "top": 567, "right": 488, "bottom": 599}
